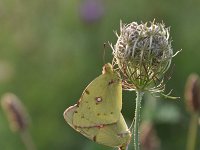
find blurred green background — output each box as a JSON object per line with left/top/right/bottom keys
{"left": 0, "top": 0, "right": 200, "bottom": 150}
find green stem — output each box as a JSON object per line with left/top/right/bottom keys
{"left": 134, "top": 90, "right": 144, "bottom": 150}
{"left": 186, "top": 113, "right": 199, "bottom": 150}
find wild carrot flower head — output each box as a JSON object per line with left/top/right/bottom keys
{"left": 112, "top": 20, "right": 177, "bottom": 92}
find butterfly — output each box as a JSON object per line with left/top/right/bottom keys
{"left": 63, "top": 63, "right": 131, "bottom": 150}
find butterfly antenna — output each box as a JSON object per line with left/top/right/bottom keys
{"left": 102, "top": 42, "right": 107, "bottom": 64}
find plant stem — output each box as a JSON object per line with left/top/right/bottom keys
{"left": 134, "top": 90, "right": 144, "bottom": 150}
{"left": 20, "top": 130, "right": 36, "bottom": 150}
{"left": 186, "top": 113, "right": 199, "bottom": 150}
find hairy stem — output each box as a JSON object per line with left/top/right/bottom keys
{"left": 186, "top": 113, "right": 199, "bottom": 150}
{"left": 134, "top": 91, "right": 144, "bottom": 150}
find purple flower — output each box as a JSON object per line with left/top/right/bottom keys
{"left": 79, "top": 0, "right": 104, "bottom": 24}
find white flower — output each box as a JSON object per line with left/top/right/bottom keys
{"left": 112, "top": 20, "right": 175, "bottom": 91}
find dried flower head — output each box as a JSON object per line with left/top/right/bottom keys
{"left": 185, "top": 74, "right": 200, "bottom": 113}
{"left": 140, "top": 122, "right": 160, "bottom": 150}
{"left": 112, "top": 20, "right": 178, "bottom": 92}
{"left": 1, "top": 93, "right": 29, "bottom": 132}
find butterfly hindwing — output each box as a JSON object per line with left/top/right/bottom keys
{"left": 63, "top": 104, "right": 131, "bottom": 148}
{"left": 63, "top": 104, "right": 99, "bottom": 139}
{"left": 72, "top": 63, "right": 122, "bottom": 127}
{"left": 96, "top": 113, "right": 131, "bottom": 148}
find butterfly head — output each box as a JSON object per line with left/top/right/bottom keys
{"left": 102, "top": 63, "right": 113, "bottom": 74}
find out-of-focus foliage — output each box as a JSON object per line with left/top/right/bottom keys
{"left": 0, "top": 0, "right": 200, "bottom": 150}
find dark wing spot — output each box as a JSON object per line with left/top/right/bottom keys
{"left": 110, "top": 112, "right": 113, "bottom": 114}
{"left": 85, "top": 89, "right": 90, "bottom": 95}
{"left": 97, "top": 124, "right": 104, "bottom": 128}
{"left": 108, "top": 80, "right": 115, "bottom": 85}
{"left": 81, "top": 115, "right": 84, "bottom": 118}
{"left": 74, "top": 111, "right": 78, "bottom": 113}
{"left": 97, "top": 113, "right": 100, "bottom": 116}
{"left": 95, "top": 97, "right": 103, "bottom": 103}
{"left": 93, "top": 136, "right": 97, "bottom": 142}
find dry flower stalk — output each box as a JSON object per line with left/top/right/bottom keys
{"left": 185, "top": 73, "right": 200, "bottom": 113}
{"left": 140, "top": 122, "right": 160, "bottom": 150}
{"left": 1, "top": 93, "right": 29, "bottom": 132}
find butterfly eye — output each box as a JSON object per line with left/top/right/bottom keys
{"left": 95, "top": 97, "right": 103, "bottom": 103}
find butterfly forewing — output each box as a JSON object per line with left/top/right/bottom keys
{"left": 73, "top": 68, "right": 122, "bottom": 127}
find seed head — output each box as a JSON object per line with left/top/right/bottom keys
{"left": 112, "top": 20, "right": 174, "bottom": 91}
{"left": 1, "top": 93, "right": 29, "bottom": 132}
{"left": 184, "top": 74, "right": 200, "bottom": 113}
